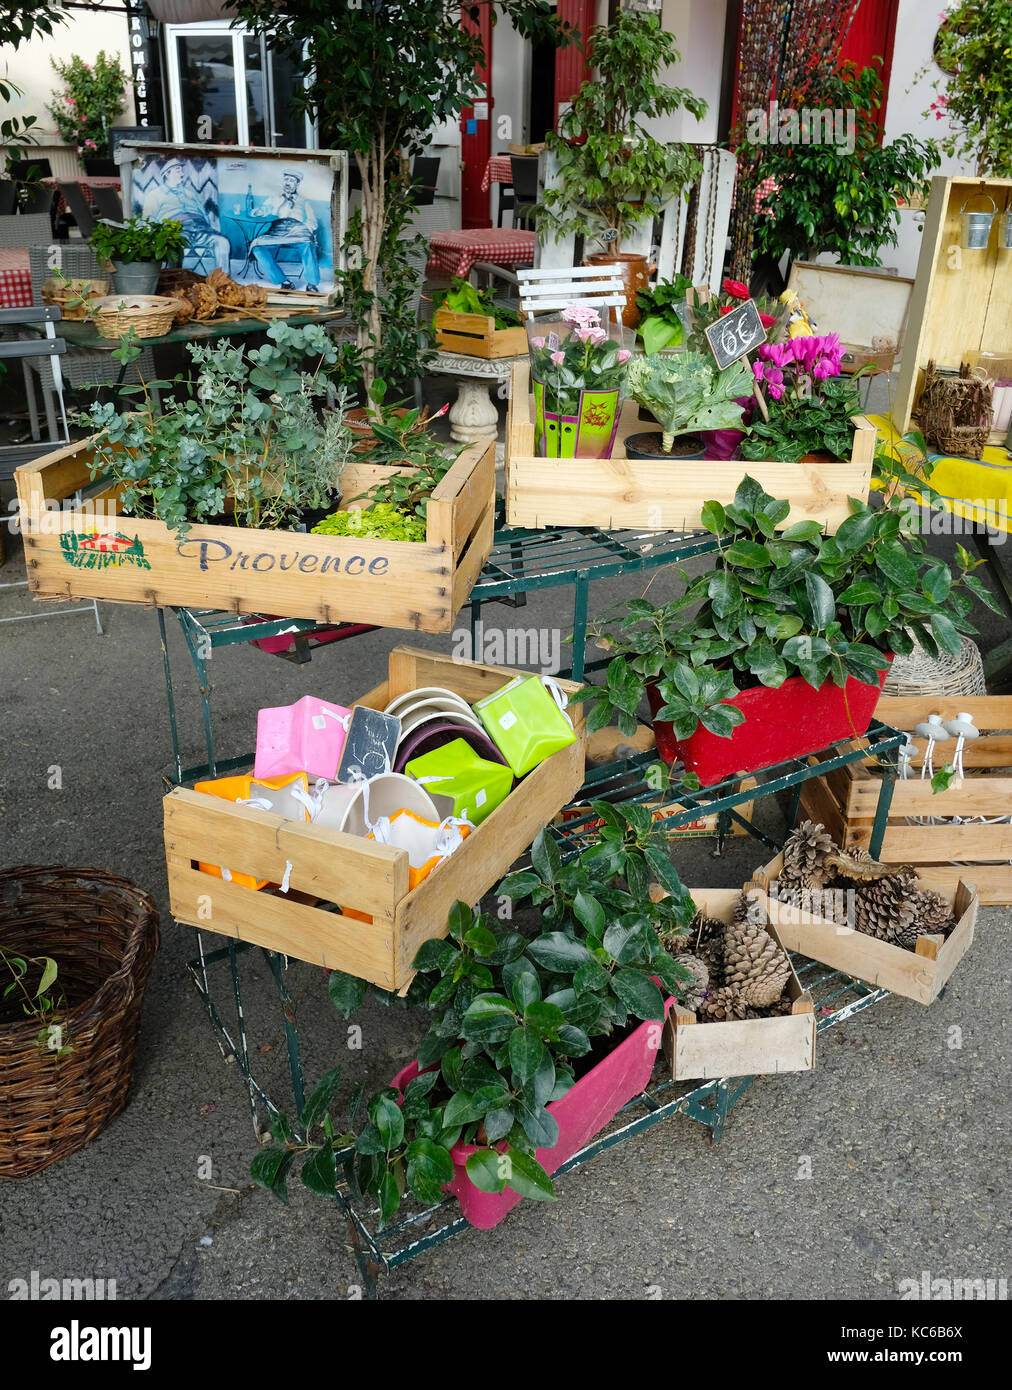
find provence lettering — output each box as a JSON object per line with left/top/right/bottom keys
{"left": 176, "top": 538, "right": 389, "bottom": 578}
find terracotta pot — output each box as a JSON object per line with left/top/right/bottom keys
{"left": 647, "top": 658, "right": 893, "bottom": 785}
{"left": 585, "top": 252, "right": 652, "bottom": 329}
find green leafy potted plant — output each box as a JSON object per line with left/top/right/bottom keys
{"left": 528, "top": 305, "right": 632, "bottom": 458}
{"left": 536, "top": 11, "right": 706, "bottom": 327}
{"left": 923, "top": 1, "right": 1012, "bottom": 177}
{"left": 575, "top": 476, "right": 1002, "bottom": 784}
{"left": 251, "top": 819, "right": 696, "bottom": 1229}
{"left": 634, "top": 274, "right": 693, "bottom": 354}
{"left": 46, "top": 51, "right": 128, "bottom": 171}
{"left": 624, "top": 352, "right": 752, "bottom": 459}
{"left": 90, "top": 215, "right": 187, "bottom": 296}
{"left": 741, "top": 334, "right": 860, "bottom": 464}
{"left": 83, "top": 321, "right": 354, "bottom": 537}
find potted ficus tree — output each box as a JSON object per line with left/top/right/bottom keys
{"left": 575, "top": 476, "right": 1002, "bottom": 784}
{"left": 623, "top": 352, "right": 753, "bottom": 459}
{"left": 251, "top": 816, "right": 697, "bottom": 1230}
{"left": 536, "top": 10, "right": 706, "bottom": 328}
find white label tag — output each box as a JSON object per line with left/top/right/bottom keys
{"left": 475, "top": 788, "right": 487, "bottom": 807}
{"left": 499, "top": 711, "right": 517, "bottom": 730}
{"left": 311, "top": 715, "right": 327, "bottom": 730}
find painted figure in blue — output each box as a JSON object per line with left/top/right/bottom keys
{"left": 140, "top": 159, "right": 230, "bottom": 272}
{"left": 249, "top": 170, "right": 321, "bottom": 291}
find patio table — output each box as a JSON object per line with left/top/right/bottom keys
{"left": 43, "top": 175, "right": 122, "bottom": 218}
{"left": 0, "top": 249, "right": 32, "bottom": 309}
{"left": 480, "top": 155, "right": 514, "bottom": 193}
{"left": 427, "top": 227, "right": 535, "bottom": 280}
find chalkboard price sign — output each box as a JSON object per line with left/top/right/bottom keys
{"left": 704, "top": 298, "right": 768, "bottom": 371}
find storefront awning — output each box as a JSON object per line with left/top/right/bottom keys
{"left": 144, "top": 2, "right": 240, "bottom": 21}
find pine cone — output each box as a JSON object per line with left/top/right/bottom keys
{"left": 723, "top": 892, "right": 793, "bottom": 1007}
{"left": 852, "top": 875, "right": 917, "bottom": 942}
{"left": 781, "top": 819, "right": 837, "bottom": 892}
{"left": 891, "top": 889, "right": 957, "bottom": 948}
{"left": 669, "top": 952, "right": 709, "bottom": 1013}
{"left": 688, "top": 912, "right": 726, "bottom": 986}
{"left": 698, "top": 986, "right": 750, "bottom": 1022}
{"left": 826, "top": 847, "right": 913, "bottom": 884}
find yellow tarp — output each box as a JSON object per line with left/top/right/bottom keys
{"left": 871, "top": 413, "right": 1012, "bottom": 534}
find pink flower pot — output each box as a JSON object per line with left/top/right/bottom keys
{"left": 391, "top": 996, "right": 673, "bottom": 1230}
{"left": 647, "top": 659, "right": 892, "bottom": 785}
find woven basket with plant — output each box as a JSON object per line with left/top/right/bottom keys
{"left": 0, "top": 866, "right": 159, "bottom": 1180}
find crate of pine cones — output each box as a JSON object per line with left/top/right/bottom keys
{"left": 655, "top": 886, "right": 816, "bottom": 1081}
{"left": 753, "top": 821, "right": 978, "bottom": 1005}
{"left": 801, "top": 695, "right": 1012, "bottom": 905}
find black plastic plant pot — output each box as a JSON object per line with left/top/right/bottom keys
{"left": 624, "top": 431, "right": 705, "bottom": 461}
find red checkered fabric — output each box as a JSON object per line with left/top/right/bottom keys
{"left": 0, "top": 249, "right": 32, "bottom": 309}
{"left": 480, "top": 156, "right": 514, "bottom": 193}
{"left": 427, "top": 228, "right": 536, "bottom": 279}
{"left": 754, "top": 176, "right": 779, "bottom": 215}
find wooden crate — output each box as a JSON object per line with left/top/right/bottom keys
{"left": 661, "top": 887, "right": 815, "bottom": 1081}
{"left": 800, "top": 696, "right": 1012, "bottom": 905}
{"left": 753, "top": 855, "right": 978, "bottom": 1005}
{"left": 504, "top": 361, "right": 877, "bottom": 534}
{"left": 894, "top": 175, "right": 1012, "bottom": 447}
{"left": 163, "top": 646, "right": 587, "bottom": 989}
{"left": 434, "top": 308, "right": 528, "bottom": 359}
{"left": 15, "top": 437, "right": 495, "bottom": 633}
{"left": 786, "top": 262, "right": 914, "bottom": 373}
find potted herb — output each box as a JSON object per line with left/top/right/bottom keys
{"left": 83, "top": 320, "right": 354, "bottom": 536}
{"left": 742, "top": 334, "right": 859, "bottom": 464}
{"left": 624, "top": 352, "right": 752, "bottom": 459}
{"left": 251, "top": 818, "right": 697, "bottom": 1229}
{"left": 576, "top": 476, "right": 1001, "bottom": 784}
{"left": 634, "top": 274, "right": 693, "bottom": 354}
{"left": 90, "top": 216, "right": 188, "bottom": 296}
{"left": 528, "top": 306, "right": 632, "bottom": 458}
{"left": 536, "top": 11, "right": 706, "bottom": 327}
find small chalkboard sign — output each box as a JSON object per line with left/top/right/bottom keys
{"left": 703, "top": 298, "right": 767, "bottom": 370}
{"left": 336, "top": 706, "right": 401, "bottom": 783}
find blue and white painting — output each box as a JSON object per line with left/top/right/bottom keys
{"left": 130, "top": 151, "right": 336, "bottom": 293}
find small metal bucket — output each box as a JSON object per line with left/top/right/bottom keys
{"left": 960, "top": 194, "right": 996, "bottom": 250}
{"left": 1001, "top": 211, "right": 1012, "bottom": 251}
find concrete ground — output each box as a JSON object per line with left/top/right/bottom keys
{"left": 0, "top": 367, "right": 1009, "bottom": 1302}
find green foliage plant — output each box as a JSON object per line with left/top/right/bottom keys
{"left": 925, "top": 0, "right": 1012, "bottom": 176}
{"left": 626, "top": 352, "right": 752, "bottom": 452}
{"left": 90, "top": 216, "right": 188, "bottom": 267}
{"left": 575, "top": 476, "right": 1003, "bottom": 744}
{"left": 47, "top": 50, "right": 128, "bottom": 159}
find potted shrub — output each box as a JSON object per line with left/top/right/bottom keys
{"left": 624, "top": 352, "right": 752, "bottom": 459}
{"left": 634, "top": 274, "right": 694, "bottom": 354}
{"left": 46, "top": 51, "right": 128, "bottom": 173}
{"left": 90, "top": 216, "right": 188, "bottom": 296}
{"left": 82, "top": 320, "right": 356, "bottom": 535}
{"left": 527, "top": 306, "right": 632, "bottom": 458}
{"left": 741, "top": 334, "right": 862, "bottom": 464}
{"left": 250, "top": 815, "right": 698, "bottom": 1229}
{"left": 574, "top": 476, "right": 999, "bottom": 784}
{"left": 536, "top": 11, "right": 706, "bottom": 327}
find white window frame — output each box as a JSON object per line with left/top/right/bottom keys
{"left": 164, "top": 20, "right": 316, "bottom": 148}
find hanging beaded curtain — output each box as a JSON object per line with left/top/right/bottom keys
{"left": 728, "top": 0, "right": 862, "bottom": 283}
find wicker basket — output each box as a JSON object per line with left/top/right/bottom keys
{"left": 92, "top": 294, "right": 181, "bottom": 340}
{"left": 0, "top": 867, "right": 159, "bottom": 1180}
{"left": 41, "top": 277, "right": 109, "bottom": 321}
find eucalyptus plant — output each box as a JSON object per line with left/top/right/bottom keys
{"left": 252, "top": 818, "right": 696, "bottom": 1226}
{"left": 576, "top": 476, "right": 1003, "bottom": 742}
{"left": 83, "top": 321, "right": 354, "bottom": 536}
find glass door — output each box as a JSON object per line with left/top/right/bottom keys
{"left": 165, "top": 22, "right": 312, "bottom": 147}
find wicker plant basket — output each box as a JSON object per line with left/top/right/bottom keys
{"left": 41, "top": 277, "right": 109, "bottom": 321}
{"left": 0, "top": 867, "right": 159, "bottom": 1179}
{"left": 919, "top": 360, "right": 993, "bottom": 458}
{"left": 92, "top": 294, "right": 181, "bottom": 340}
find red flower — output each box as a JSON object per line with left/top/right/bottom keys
{"left": 723, "top": 278, "right": 750, "bottom": 300}
{"left": 760, "top": 314, "right": 777, "bottom": 328}
{"left": 718, "top": 304, "right": 735, "bottom": 316}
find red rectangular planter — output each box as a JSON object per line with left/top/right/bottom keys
{"left": 648, "top": 660, "right": 892, "bottom": 786}
{"left": 393, "top": 996, "right": 673, "bottom": 1231}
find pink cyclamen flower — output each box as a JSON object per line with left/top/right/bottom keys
{"left": 763, "top": 366, "right": 785, "bottom": 396}
{"left": 617, "top": 349, "right": 631, "bottom": 363}
{"left": 575, "top": 325, "right": 607, "bottom": 345}
{"left": 550, "top": 351, "right": 565, "bottom": 365}
{"left": 530, "top": 336, "right": 546, "bottom": 348}
{"left": 561, "top": 305, "right": 600, "bottom": 328}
